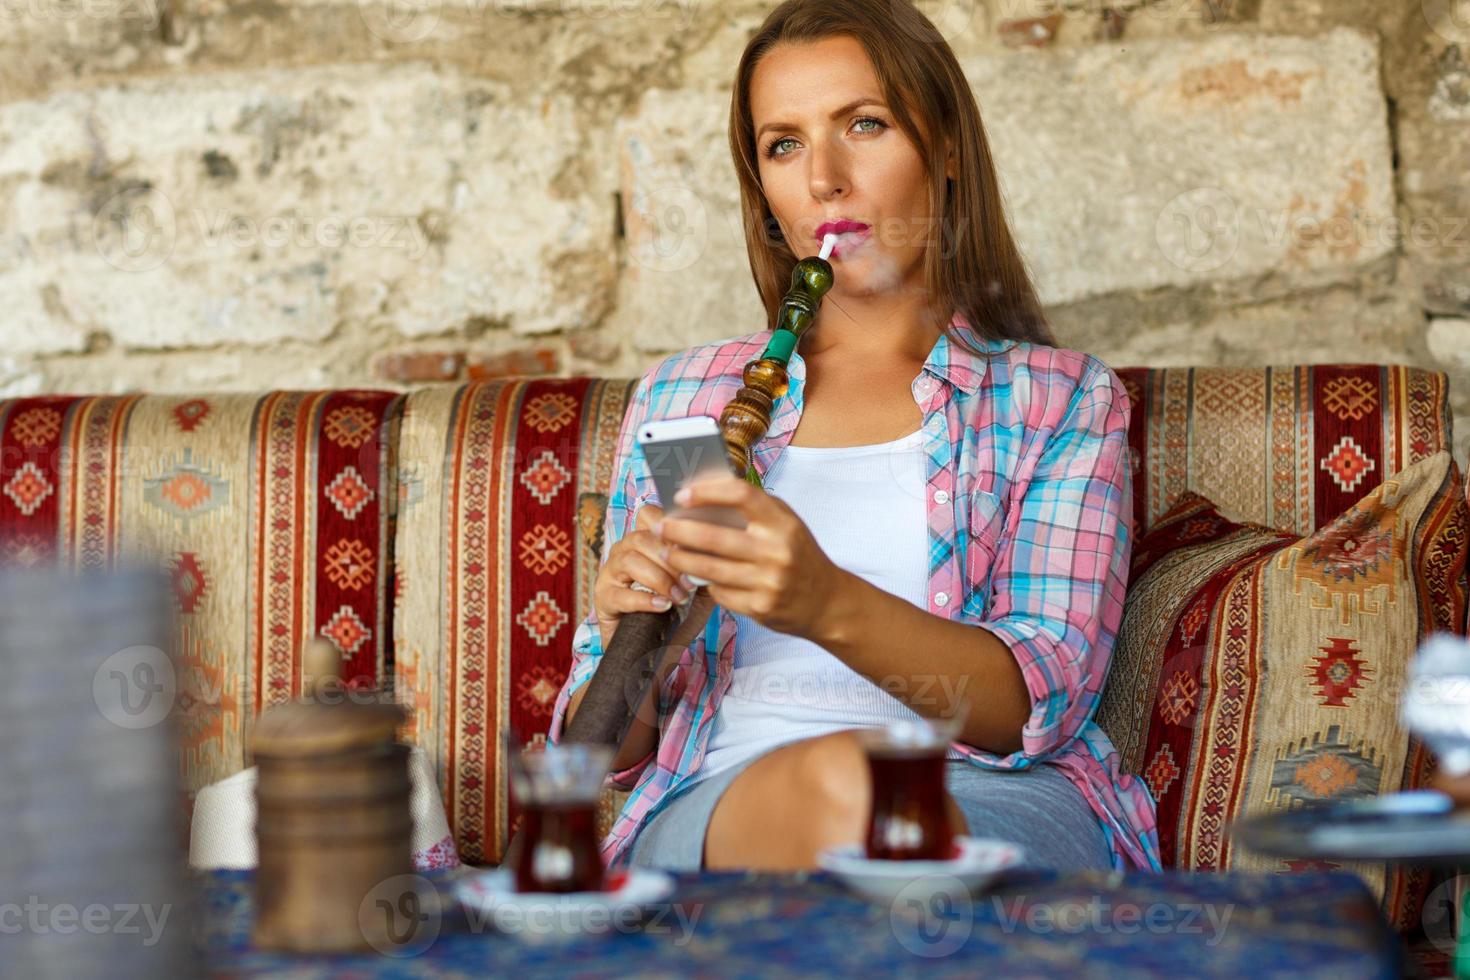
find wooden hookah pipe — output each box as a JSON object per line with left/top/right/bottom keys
{"left": 562, "top": 233, "right": 838, "bottom": 749}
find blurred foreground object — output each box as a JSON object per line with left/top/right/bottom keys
{"left": 250, "top": 638, "right": 418, "bottom": 954}
{"left": 188, "top": 744, "right": 458, "bottom": 871}
{"left": 0, "top": 567, "right": 198, "bottom": 978}
{"left": 1404, "top": 633, "right": 1470, "bottom": 782}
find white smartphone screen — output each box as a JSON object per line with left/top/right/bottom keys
{"left": 636, "top": 416, "right": 749, "bottom": 586}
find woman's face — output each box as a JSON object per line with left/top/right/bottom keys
{"left": 750, "top": 35, "right": 950, "bottom": 301}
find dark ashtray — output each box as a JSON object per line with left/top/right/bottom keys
{"left": 1229, "top": 790, "right": 1470, "bottom": 864}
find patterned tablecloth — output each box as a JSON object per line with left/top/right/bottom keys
{"left": 195, "top": 867, "right": 1407, "bottom": 978}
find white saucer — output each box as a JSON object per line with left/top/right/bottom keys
{"left": 817, "top": 836, "right": 1025, "bottom": 902}
{"left": 453, "top": 867, "right": 676, "bottom": 940}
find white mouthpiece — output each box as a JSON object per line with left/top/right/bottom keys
{"left": 818, "top": 233, "right": 837, "bottom": 261}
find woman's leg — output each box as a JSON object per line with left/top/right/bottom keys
{"left": 943, "top": 761, "right": 1112, "bottom": 871}
{"left": 702, "top": 730, "right": 966, "bottom": 871}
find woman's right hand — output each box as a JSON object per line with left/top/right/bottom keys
{"left": 594, "top": 502, "right": 716, "bottom": 654}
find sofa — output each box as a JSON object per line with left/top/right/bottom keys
{"left": 0, "top": 362, "right": 1463, "bottom": 957}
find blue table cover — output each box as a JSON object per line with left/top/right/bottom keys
{"left": 195, "top": 866, "right": 1406, "bottom": 978}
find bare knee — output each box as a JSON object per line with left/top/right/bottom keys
{"left": 705, "top": 730, "right": 873, "bottom": 871}
{"left": 788, "top": 731, "right": 871, "bottom": 857}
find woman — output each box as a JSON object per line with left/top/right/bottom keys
{"left": 549, "top": 0, "right": 1161, "bottom": 875}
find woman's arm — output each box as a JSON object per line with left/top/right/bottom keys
{"left": 814, "top": 575, "right": 1031, "bottom": 753}
{"left": 812, "top": 362, "right": 1135, "bottom": 760}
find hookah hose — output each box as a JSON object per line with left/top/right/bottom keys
{"left": 561, "top": 235, "right": 837, "bottom": 749}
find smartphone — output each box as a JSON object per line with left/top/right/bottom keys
{"left": 637, "top": 415, "right": 749, "bottom": 587}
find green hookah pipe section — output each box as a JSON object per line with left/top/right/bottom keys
{"left": 743, "top": 241, "right": 836, "bottom": 488}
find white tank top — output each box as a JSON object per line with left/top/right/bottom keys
{"left": 687, "top": 424, "right": 965, "bottom": 787}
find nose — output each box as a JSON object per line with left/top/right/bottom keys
{"left": 807, "top": 135, "right": 848, "bottom": 203}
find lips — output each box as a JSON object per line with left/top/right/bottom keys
{"left": 815, "top": 219, "right": 871, "bottom": 239}
{"left": 815, "top": 219, "right": 872, "bottom": 260}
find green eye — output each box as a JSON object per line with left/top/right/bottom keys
{"left": 766, "top": 137, "right": 796, "bottom": 159}
{"left": 763, "top": 117, "right": 886, "bottom": 160}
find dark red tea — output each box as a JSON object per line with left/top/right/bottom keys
{"left": 865, "top": 745, "right": 954, "bottom": 861}
{"left": 512, "top": 799, "right": 606, "bottom": 893}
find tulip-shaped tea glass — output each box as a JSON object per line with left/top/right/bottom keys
{"left": 855, "top": 706, "right": 970, "bottom": 861}
{"left": 506, "top": 736, "right": 613, "bottom": 893}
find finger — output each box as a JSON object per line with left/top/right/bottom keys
{"left": 627, "top": 532, "right": 697, "bottom": 593}
{"left": 664, "top": 545, "right": 768, "bottom": 592}
{"left": 673, "top": 474, "right": 767, "bottom": 516}
{"left": 601, "top": 581, "right": 674, "bottom": 615}
{"left": 617, "top": 550, "right": 686, "bottom": 601}
{"left": 634, "top": 502, "right": 664, "bottom": 531}
{"left": 656, "top": 516, "right": 763, "bottom": 563}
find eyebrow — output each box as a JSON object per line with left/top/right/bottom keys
{"left": 755, "top": 97, "right": 887, "bottom": 140}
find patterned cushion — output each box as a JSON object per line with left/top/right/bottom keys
{"left": 392, "top": 379, "right": 636, "bottom": 866}
{"left": 1096, "top": 451, "right": 1470, "bottom": 931}
{"left": 1115, "top": 365, "right": 1455, "bottom": 537}
{"left": 0, "top": 393, "right": 401, "bottom": 808}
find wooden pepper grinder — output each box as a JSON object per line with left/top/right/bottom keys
{"left": 251, "top": 639, "right": 413, "bottom": 953}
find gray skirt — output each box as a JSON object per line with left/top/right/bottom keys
{"left": 626, "top": 751, "right": 1113, "bottom": 872}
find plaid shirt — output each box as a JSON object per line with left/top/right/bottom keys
{"left": 548, "top": 313, "right": 1162, "bottom": 873}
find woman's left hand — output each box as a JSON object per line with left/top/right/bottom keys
{"left": 652, "top": 474, "right": 849, "bottom": 642}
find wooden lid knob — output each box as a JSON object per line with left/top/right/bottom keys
{"left": 250, "top": 638, "right": 407, "bottom": 759}
{"left": 302, "top": 638, "right": 342, "bottom": 700}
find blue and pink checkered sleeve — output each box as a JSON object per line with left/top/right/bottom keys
{"left": 974, "top": 360, "right": 1136, "bottom": 764}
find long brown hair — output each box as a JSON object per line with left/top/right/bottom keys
{"left": 728, "top": 0, "right": 1055, "bottom": 350}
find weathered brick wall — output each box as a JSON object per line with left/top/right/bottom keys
{"left": 1, "top": 0, "right": 1466, "bottom": 464}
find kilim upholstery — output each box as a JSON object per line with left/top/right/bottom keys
{"left": 1, "top": 366, "right": 1465, "bottom": 920}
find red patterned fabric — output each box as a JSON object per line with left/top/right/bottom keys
{"left": 393, "top": 378, "right": 633, "bottom": 865}
{"left": 1114, "top": 365, "right": 1454, "bottom": 538}
{"left": 0, "top": 392, "right": 401, "bottom": 809}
